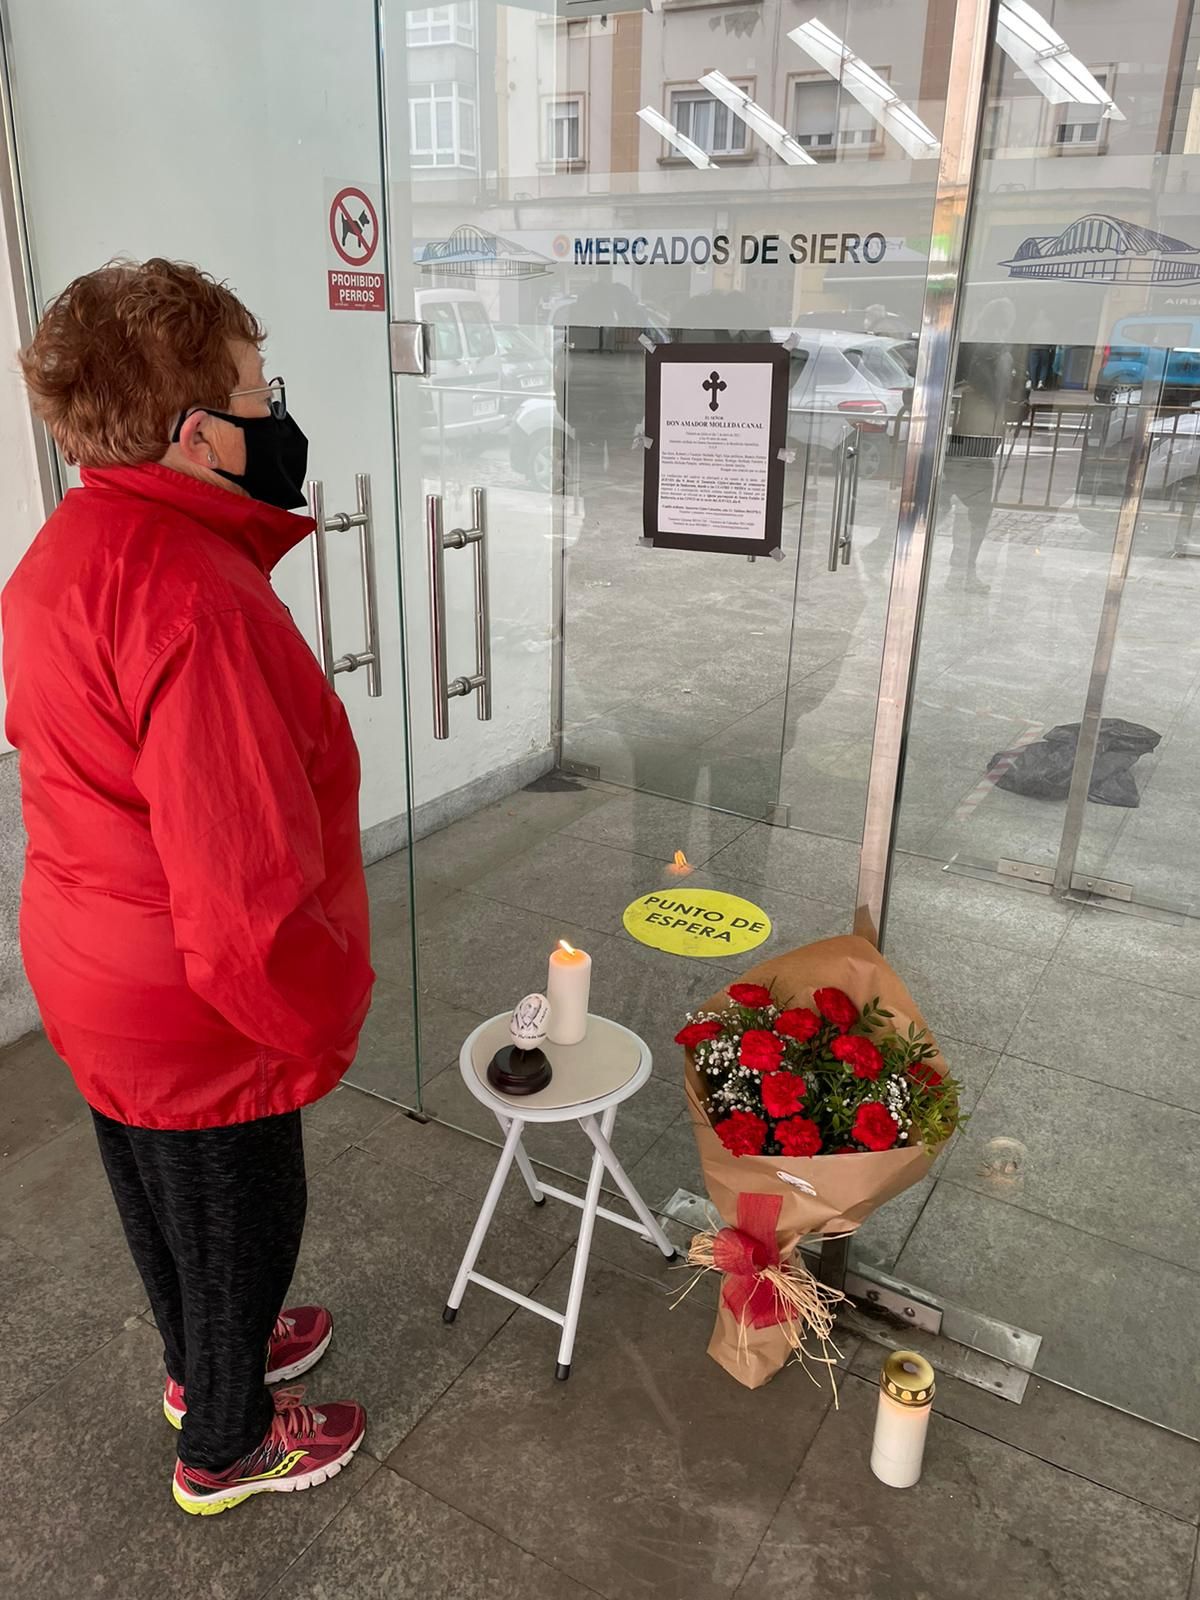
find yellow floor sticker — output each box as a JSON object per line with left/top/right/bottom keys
{"left": 622, "top": 887, "right": 772, "bottom": 958}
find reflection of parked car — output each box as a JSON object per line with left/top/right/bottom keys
{"left": 494, "top": 324, "right": 552, "bottom": 410}
{"left": 779, "top": 333, "right": 909, "bottom": 478}
{"left": 1097, "top": 314, "right": 1200, "bottom": 403}
{"left": 1080, "top": 389, "right": 1200, "bottom": 499}
{"left": 415, "top": 287, "right": 505, "bottom": 439}
{"left": 509, "top": 397, "right": 566, "bottom": 491}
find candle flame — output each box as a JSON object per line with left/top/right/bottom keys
{"left": 673, "top": 849, "right": 689, "bottom": 868}
{"left": 559, "top": 940, "right": 577, "bottom": 955}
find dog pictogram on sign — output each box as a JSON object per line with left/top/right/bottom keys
{"left": 326, "top": 183, "right": 385, "bottom": 312}
{"left": 329, "top": 186, "right": 379, "bottom": 266}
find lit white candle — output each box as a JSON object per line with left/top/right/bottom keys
{"left": 546, "top": 940, "right": 591, "bottom": 1045}
{"left": 870, "top": 1351, "right": 935, "bottom": 1489}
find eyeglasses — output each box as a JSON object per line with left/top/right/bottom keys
{"left": 170, "top": 375, "right": 287, "bottom": 442}
{"left": 227, "top": 375, "right": 287, "bottom": 420}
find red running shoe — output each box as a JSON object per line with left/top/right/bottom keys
{"left": 163, "top": 1305, "right": 333, "bottom": 1429}
{"left": 172, "top": 1397, "right": 366, "bottom": 1516}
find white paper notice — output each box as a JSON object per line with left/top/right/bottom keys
{"left": 656, "top": 361, "right": 774, "bottom": 542}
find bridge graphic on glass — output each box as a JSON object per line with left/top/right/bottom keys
{"left": 1002, "top": 214, "right": 1200, "bottom": 285}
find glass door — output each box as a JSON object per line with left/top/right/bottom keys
{"left": 383, "top": 0, "right": 964, "bottom": 1173}
{"left": 4, "top": 0, "right": 424, "bottom": 1105}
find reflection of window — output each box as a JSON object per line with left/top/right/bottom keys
{"left": 407, "top": 4, "right": 476, "bottom": 47}
{"left": 459, "top": 301, "right": 496, "bottom": 359}
{"left": 1052, "top": 68, "right": 1112, "bottom": 151}
{"left": 546, "top": 98, "right": 583, "bottom": 162}
{"left": 427, "top": 302, "right": 463, "bottom": 361}
{"left": 410, "top": 81, "right": 477, "bottom": 168}
{"left": 792, "top": 76, "right": 881, "bottom": 158}
{"left": 670, "top": 88, "right": 748, "bottom": 155}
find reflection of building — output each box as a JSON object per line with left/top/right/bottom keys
{"left": 1004, "top": 216, "right": 1200, "bottom": 284}
{"left": 401, "top": 0, "right": 1200, "bottom": 355}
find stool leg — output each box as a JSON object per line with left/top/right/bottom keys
{"left": 444, "top": 1117, "right": 525, "bottom": 1324}
{"left": 554, "top": 1116, "right": 609, "bottom": 1381}
{"left": 494, "top": 1111, "right": 545, "bottom": 1206}
{"left": 581, "top": 1113, "right": 678, "bottom": 1261}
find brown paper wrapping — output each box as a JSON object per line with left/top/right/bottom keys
{"left": 685, "top": 934, "right": 948, "bottom": 1388}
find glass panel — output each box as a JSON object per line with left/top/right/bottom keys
{"left": 888, "top": 0, "right": 1200, "bottom": 1436}
{"left": 5, "top": 0, "right": 422, "bottom": 1107}
{"left": 385, "top": 0, "right": 955, "bottom": 1221}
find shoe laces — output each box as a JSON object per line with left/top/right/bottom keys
{"left": 272, "top": 1313, "right": 295, "bottom": 1341}
{"left": 270, "top": 1394, "right": 324, "bottom": 1443}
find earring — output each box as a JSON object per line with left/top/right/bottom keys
{"left": 207, "top": 451, "right": 216, "bottom": 466}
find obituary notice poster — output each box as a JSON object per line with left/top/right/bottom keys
{"left": 643, "top": 342, "right": 790, "bottom": 556}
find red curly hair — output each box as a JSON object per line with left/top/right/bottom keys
{"left": 20, "top": 258, "right": 264, "bottom": 467}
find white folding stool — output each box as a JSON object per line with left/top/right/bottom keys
{"left": 442, "top": 1012, "right": 679, "bottom": 1378}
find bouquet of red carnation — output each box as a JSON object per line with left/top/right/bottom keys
{"left": 677, "top": 934, "right": 961, "bottom": 1389}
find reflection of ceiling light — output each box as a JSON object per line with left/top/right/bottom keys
{"left": 637, "top": 106, "right": 719, "bottom": 169}
{"left": 996, "top": 0, "right": 1125, "bottom": 119}
{"left": 788, "top": 18, "right": 941, "bottom": 160}
{"left": 698, "top": 71, "right": 816, "bottom": 166}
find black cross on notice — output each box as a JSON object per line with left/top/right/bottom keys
{"left": 702, "top": 370, "right": 727, "bottom": 412}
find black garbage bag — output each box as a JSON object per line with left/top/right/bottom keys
{"left": 989, "top": 719, "right": 1161, "bottom": 808}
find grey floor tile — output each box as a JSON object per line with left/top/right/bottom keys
{"left": 853, "top": 1350, "right": 1200, "bottom": 1526}
{"left": 303, "top": 1084, "right": 402, "bottom": 1177}
{"left": 380, "top": 1065, "right": 685, "bottom": 1197}
{"left": 0, "top": 1033, "right": 85, "bottom": 1175}
{"left": 395, "top": 1255, "right": 835, "bottom": 1600}
{"left": 0, "top": 1320, "right": 378, "bottom": 1600}
{"left": 410, "top": 782, "right": 616, "bottom": 913}
{"left": 268, "top": 1466, "right": 596, "bottom": 1600}
{"left": 471, "top": 834, "right": 668, "bottom": 938}
{"left": 848, "top": 1172, "right": 936, "bottom": 1274}
{"left": 944, "top": 1057, "right": 1200, "bottom": 1271}
{"left": 736, "top": 1376, "right": 1196, "bottom": 1600}
{"left": 0, "top": 1119, "right": 144, "bottom": 1301}
{"left": 416, "top": 897, "right": 599, "bottom": 1019}
{"left": 560, "top": 789, "right": 754, "bottom": 867}
{"left": 0, "top": 1230, "right": 144, "bottom": 1425}
{"left": 342, "top": 954, "right": 419, "bottom": 1107}
{"left": 587, "top": 933, "right": 744, "bottom": 1083}
{"left": 1006, "top": 959, "right": 1200, "bottom": 1113}
{"left": 896, "top": 1184, "right": 1200, "bottom": 1437}
{"left": 287, "top": 1147, "right": 568, "bottom": 1458}
{"left": 879, "top": 922, "right": 1047, "bottom": 1052}
{"left": 886, "top": 853, "right": 1076, "bottom": 958}
{"left": 706, "top": 824, "right": 860, "bottom": 907}
{"left": 1053, "top": 906, "right": 1200, "bottom": 1001}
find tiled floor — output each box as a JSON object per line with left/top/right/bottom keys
{"left": 2, "top": 1037, "right": 1198, "bottom": 1598}
{"left": 351, "top": 775, "right": 1200, "bottom": 1446}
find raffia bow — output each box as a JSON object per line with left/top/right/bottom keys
{"left": 680, "top": 1192, "right": 848, "bottom": 1393}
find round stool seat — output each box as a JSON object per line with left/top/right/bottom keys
{"left": 460, "top": 1013, "right": 650, "bottom": 1121}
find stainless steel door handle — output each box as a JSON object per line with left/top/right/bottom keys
{"left": 305, "top": 474, "right": 382, "bottom": 696}
{"left": 426, "top": 487, "right": 493, "bottom": 740}
{"left": 827, "top": 434, "right": 857, "bottom": 572}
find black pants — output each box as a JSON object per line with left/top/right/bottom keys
{"left": 941, "top": 454, "right": 997, "bottom": 576}
{"left": 92, "top": 1108, "right": 307, "bottom": 1472}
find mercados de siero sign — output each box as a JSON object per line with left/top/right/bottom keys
{"left": 571, "top": 230, "right": 889, "bottom": 268}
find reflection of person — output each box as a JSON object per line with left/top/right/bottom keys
{"left": 941, "top": 297, "right": 1026, "bottom": 593}
{"left": 5, "top": 260, "right": 371, "bottom": 1515}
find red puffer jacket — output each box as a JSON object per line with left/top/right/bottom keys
{"left": 2, "top": 464, "right": 374, "bottom": 1130}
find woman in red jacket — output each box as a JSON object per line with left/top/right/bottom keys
{"left": 3, "top": 259, "right": 374, "bottom": 1515}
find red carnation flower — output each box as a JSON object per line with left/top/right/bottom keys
{"left": 909, "top": 1061, "right": 945, "bottom": 1093}
{"left": 716, "top": 1109, "right": 768, "bottom": 1157}
{"left": 761, "top": 1071, "right": 807, "bottom": 1118}
{"left": 729, "top": 982, "right": 772, "bottom": 1009}
{"left": 852, "top": 1102, "right": 899, "bottom": 1152}
{"left": 831, "top": 1034, "right": 884, "bottom": 1081}
{"left": 775, "top": 1007, "right": 821, "bottom": 1042}
{"left": 675, "top": 1018, "right": 724, "bottom": 1051}
{"left": 814, "top": 987, "right": 859, "bottom": 1033}
{"left": 775, "top": 1116, "right": 823, "bottom": 1157}
{"left": 740, "top": 1029, "right": 786, "bottom": 1073}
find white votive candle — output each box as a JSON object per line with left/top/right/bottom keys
{"left": 871, "top": 1351, "right": 935, "bottom": 1489}
{"left": 546, "top": 940, "right": 591, "bottom": 1045}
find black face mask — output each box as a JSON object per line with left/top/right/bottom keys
{"left": 205, "top": 409, "right": 309, "bottom": 511}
